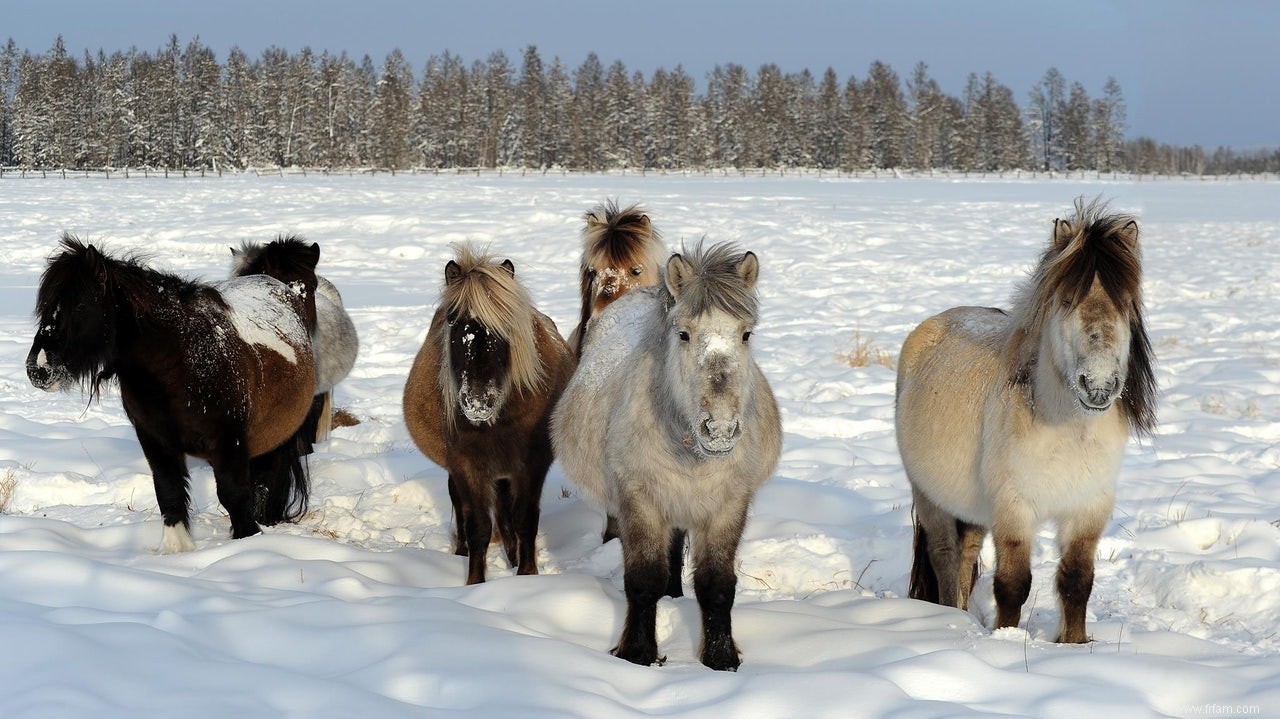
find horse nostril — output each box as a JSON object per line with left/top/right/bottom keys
{"left": 1077, "top": 373, "right": 1089, "bottom": 388}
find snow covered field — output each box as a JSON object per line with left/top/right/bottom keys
{"left": 1, "top": 172, "right": 1278, "bottom": 717}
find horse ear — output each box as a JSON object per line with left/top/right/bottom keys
{"left": 736, "top": 251, "right": 759, "bottom": 288}
{"left": 500, "top": 259, "right": 515, "bottom": 277}
{"left": 1052, "top": 218, "right": 1074, "bottom": 251}
{"left": 665, "top": 254, "right": 691, "bottom": 299}
{"left": 304, "top": 242, "right": 321, "bottom": 270}
{"left": 445, "top": 260, "right": 463, "bottom": 285}
{"left": 85, "top": 244, "right": 103, "bottom": 271}
{"left": 84, "top": 244, "right": 109, "bottom": 285}
{"left": 1117, "top": 219, "right": 1139, "bottom": 249}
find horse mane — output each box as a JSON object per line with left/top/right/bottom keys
{"left": 439, "top": 243, "right": 545, "bottom": 396}
{"left": 1008, "top": 197, "right": 1156, "bottom": 436}
{"left": 38, "top": 234, "right": 210, "bottom": 397}
{"left": 664, "top": 240, "right": 759, "bottom": 323}
{"left": 230, "top": 235, "right": 319, "bottom": 279}
{"left": 580, "top": 200, "right": 664, "bottom": 271}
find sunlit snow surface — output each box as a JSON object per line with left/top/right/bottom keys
{"left": 1, "top": 172, "right": 1278, "bottom": 717}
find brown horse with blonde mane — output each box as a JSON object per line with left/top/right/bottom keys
{"left": 569, "top": 200, "right": 666, "bottom": 543}
{"left": 896, "top": 198, "right": 1156, "bottom": 643}
{"left": 403, "top": 243, "right": 575, "bottom": 584}
{"left": 568, "top": 200, "right": 666, "bottom": 356}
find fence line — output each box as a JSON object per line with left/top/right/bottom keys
{"left": 1, "top": 165, "right": 1277, "bottom": 183}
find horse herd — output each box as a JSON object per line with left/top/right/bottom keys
{"left": 23, "top": 196, "right": 1154, "bottom": 671}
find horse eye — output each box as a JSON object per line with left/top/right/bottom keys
{"left": 630, "top": 266, "right": 643, "bottom": 276}
{"left": 446, "top": 310, "right": 459, "bottom": 325}
{"left": 742, "top": 331, "right": 752, "bottom": 342}
{"left": 678, "top": 330, "right": 690, "bottom": 342}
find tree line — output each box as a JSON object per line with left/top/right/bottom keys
{"left": 0, "top": 36, "right": 1274, "bottom": 175}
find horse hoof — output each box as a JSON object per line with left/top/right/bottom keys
{"left": 610, "top": 644, "right": 663, "bottom": 667}
{"left": 231, "top": 524, "right": 262, "bottom": 540}
{"left": 701, "top": 638, "right": 741, "bottom": 671}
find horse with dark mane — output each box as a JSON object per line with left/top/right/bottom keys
{"left": 552, "top": 241, "right": 782, "bottom": 671}
{"left": 232, "top": 235, "right": 359, "bottom": 444}
{"left": 403, "top": 243, "right": 575, "bottom": 584}
{"left": 26, "top": 235, "right": 318, "bottom": 553}
{"left": 896, "top": 198, "right": 1156, "bottom": 642}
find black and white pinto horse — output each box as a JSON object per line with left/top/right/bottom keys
{"left": 26, "top": 235, "right": 318, "bottom": 553}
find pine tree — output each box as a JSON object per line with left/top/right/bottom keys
{"left": 545, "top": 57, "right": 573, "bottom": 167}
{"left": 907, "top": 62, "right": 945, "bottom": 170}
{"left": 1028, "top": 67, "right": 1065, "bottom": 170}
{"left": 601, "top": 60, "right": 638, "bottom": 168}
{"left": 705, "top": 63, "right": 749, "bottom": 167}
{"left": 570, "top": 52, "right": 605, "bottom": 170}
{"left": 1061, "top": 81, "right": 1092, "bottom": 170}
{"left": 513, "top": 45, "right": 546, "bottom": 168}
{"left": 370, "top": 49, "right": 414, "bottom": 169}
{"left": 1092, "top": 77, "right": 1126, "bottom": 171}
{"left": 0, "top": 38, "right": 16, "bottom": 165}
{"left": 812, "top": 67, "right": 844, "bottom": 169}
{"left": 862, "top": 61, "right": 908, "bottom": 168}
{"left": 478, "top": 51, "right": 514, "bottom": 168}
{"left": 841, "top": 74, "right": 867, "bottom": 170}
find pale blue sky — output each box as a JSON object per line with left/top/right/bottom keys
{"left": 6, "top": 0, "right": 1277, "bottom": 148}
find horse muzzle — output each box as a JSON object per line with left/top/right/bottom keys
{"left": 26, "top": 349, "right": 63, "bottom": 392}
{"left": 695, "top": 416, "right": 741, "bottom": 456}
{"left": 458, "top": 385, "right": 503, "bottom": 426}
{"left": 1075, "top": 372, "right": 1120, "bottom": 412}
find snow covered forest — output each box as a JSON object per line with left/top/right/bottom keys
{"left": 0, "top": 35, "right": 1275, "bottom": 175}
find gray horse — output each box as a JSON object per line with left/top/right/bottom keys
{"left": 552, "top": 241, "right": 782, "bottom": 671}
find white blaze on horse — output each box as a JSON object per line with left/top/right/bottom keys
{"left": 895, "top": 198, "right": 1156, "bottom": 643}
{"left": 553, "top": 241, "right": 782, "bottom": 671}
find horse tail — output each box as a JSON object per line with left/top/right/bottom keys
{"left": 313, "top": 391, "right": 333, "bottom": 443}
{"left": 908, "top": 508, "right": 940, "bottom": 603}
{"left": 573, "top": 277, "right": 593, "bottom": 357}
{"left": 250, "top": 428, "right": 312, "bottom": 525}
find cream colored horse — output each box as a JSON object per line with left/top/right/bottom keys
{"left": 895, "top": 198, "right": 1156, "bottom": 643}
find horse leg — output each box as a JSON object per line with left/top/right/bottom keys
{"left": 454, "top": 470, "right": 493, "bottom": 585}
{"left": 511, "top": 446, "right": 551, "bottom": 576}
{"left": 910, "top": 489, "right": 960, "bottom": 606}
{"left": 612, "top": 498, "right": 670, "bottom": 667}
{"left": 134, "top": 429, "right": 195, "bottom": 554}
{"left": 991, "top": 517, "right": 1034, "bottom": 631}
{"left": 1055, "top": 509, "right": 1107, "bottom": 643}
{"left": 666, "top": 528, "right": 686, "bottom": 598}
{"left": 602, "top": 514, "right": 620, "bottom": 543}
{"left": 494, "top": 477, "right": 519, "bottom": 567}
{"left": 209, "top": 437, "right": 261, "bottom": 540}
{"left": 692, "top": 504, "right": 748, "bottom": 671}
{"left": 447, "top": 474, "right": 468, "bottom": 556}
{"left": 956, "top": 520, "right": 987, "bottom": 611}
